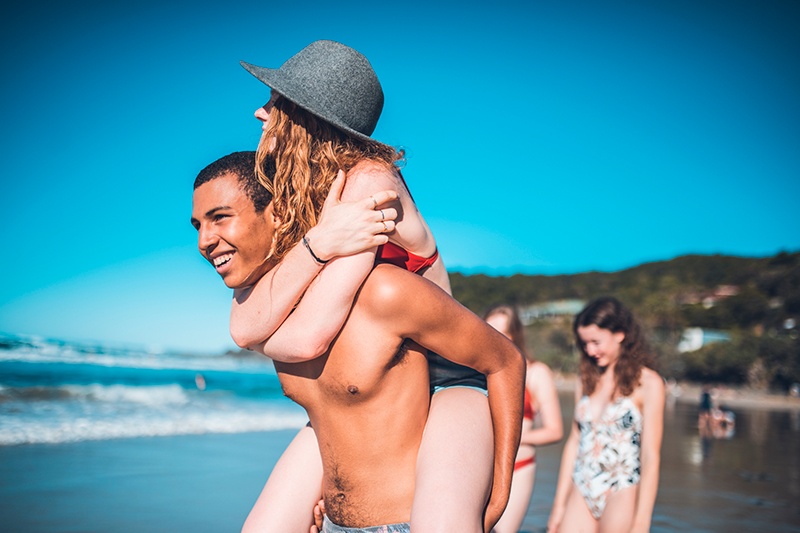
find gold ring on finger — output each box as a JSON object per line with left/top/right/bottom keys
{"left": 382, "top": 221, "right": 388, "bottom": 232}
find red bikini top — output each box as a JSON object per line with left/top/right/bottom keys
{"left": 376, "top": 242, "right": 439, "bottom": 273}
{"left": 523, "top": 388, "right": 535, "bottom": 421}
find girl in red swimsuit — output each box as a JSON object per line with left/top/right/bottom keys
{"left": 484, "top": 305, "right": 564, "bottom": 533}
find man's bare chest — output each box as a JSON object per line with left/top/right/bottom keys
{"left": 274, "top": 339, "right": 412, "bottom": 408}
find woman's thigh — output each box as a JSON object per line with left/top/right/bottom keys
{"left": 242, "top": 425, "right": 323, "bottom": 533}
{"left": 558, "top": 482, "right": 598, "bottom": 533}
{"left": 598, "top": 484, "right": 637, "bottom": 533}
{"left": 410, "top": 387, "right": 492, "bottom": 533}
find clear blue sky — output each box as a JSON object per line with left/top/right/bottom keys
{"left": 1, "top": 0, "right": 798, "bottom": 353}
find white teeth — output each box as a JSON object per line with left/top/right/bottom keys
{"left": 213, "top": 253, "right": 233, "bottom": 267}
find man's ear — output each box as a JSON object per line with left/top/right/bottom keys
{"left": 260, "top": 201, "right": 281, "bottom": 259}
{"left": 263, "top": 201, "right": 281, "bottom": 226}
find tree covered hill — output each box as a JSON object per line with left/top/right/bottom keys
{"left": 450, "top": 251, "right": 800, "bottom": 391}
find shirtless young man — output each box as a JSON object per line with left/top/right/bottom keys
{"left": 191, "top": 151, "right": 525, "bottom": 532}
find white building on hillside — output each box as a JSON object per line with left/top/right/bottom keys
{"left": 678, "top": 327, "right": 732, "bottom": 353}
{"left": 519, "top": 299, "right": 586, "bottom": 325}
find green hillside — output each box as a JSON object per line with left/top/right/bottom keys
{"left": 450, "top": 251, "right": 800, "bottom": 391}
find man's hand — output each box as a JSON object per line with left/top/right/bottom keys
{"left": 305, "top": 170, "right": 398, "bottom": 261}
{"left": 484, "top": 498, "right": 506, "bottom": 533}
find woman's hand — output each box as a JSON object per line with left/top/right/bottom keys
{"left": 305, "top": 170, "right": 398, "bottom": 261}
{"left": 546, "top": 511, "right": 561, "bottom": 533}
{"left": 546, "top": 498, "right": 568, "bottom": 532}
{"left": 309, "top": 499, "right": 325, "bottom": 533}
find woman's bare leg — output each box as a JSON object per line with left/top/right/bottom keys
{"left": 598, "top": 485, "right": 637, "bottom": 533}
{"left": 410, "top": 387, "right": 493, "bottom": 533}
{"left": 242, "top": 425, "right": 323, "bottom": 533}
{"left": 492, "top": 463, "right": 535, "bottom": 533}
{"left": 557, "top": 482, "right": 598, "bottom": 533}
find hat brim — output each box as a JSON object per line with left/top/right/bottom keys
{"left": 241, "top": 60, "right": 378, "bottom": 144}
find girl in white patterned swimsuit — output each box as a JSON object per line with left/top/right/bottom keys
{"left": 572, "top": 395, "right": 642, "bottom": 519}
{"left": 548, "top": 297, "right": 665, "bottom": 533}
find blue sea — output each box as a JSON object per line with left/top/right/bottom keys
{"left": 0, "top": 332, "right": 308, "bottom": 446}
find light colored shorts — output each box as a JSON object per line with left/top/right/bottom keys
{"left": 322, "top": 516, "right": 410, "bottom": 533}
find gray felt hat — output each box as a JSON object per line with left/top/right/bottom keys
{"left": 241, "top": 40, "right": 384, "bottom": 142}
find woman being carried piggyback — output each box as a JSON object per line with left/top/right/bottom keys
{"left": 548, "top": 297, "right": 664, "bottom": 533}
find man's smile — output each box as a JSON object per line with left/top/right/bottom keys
{"left": 212, "top": 252, "right": 234, "bottom": 269}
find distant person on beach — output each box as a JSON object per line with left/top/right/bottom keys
{"left": 710, "top": 405, "right": 735, "bottom": 439}
{"left": 483, "top": 305, "right": 563, "bottom": 533}
{"left": 226, "top": 40, "right": 519, "bottom": 532}
{"left": 698, "top": 384, "right": 713, "bottom": 433}
{"left": 191, "top": 151, "right": 525, "bottom": 533}
{"left": 548, "top": 297, "right": 664, "bottom": 533}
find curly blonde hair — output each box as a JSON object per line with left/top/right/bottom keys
{"left": 255, "top": 96, "right": 401, "bottom": 261}
{"left": 574, "top": 296, "right": 657, "bottom": 397}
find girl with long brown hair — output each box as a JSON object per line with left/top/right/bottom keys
{"left": 548, "top": 297, "right": 664, "bottom": 533}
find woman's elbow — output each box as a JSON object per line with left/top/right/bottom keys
{"left": 295, "top": 337, "right": 330, "bottom": 361}
{"left": 277, "top": 334, "right": 333, "bottom": 363}
{"left": 543, "top": 425, "right": 564, "bottom": 446}
{"left": 229, "top": 324, "right": 262, "bottom": 351}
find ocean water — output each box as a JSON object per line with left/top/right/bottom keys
{"left": 0, "top": 333, "right": 308, "bottom": 446}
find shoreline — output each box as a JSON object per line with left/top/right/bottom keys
{"left": 552, "top": 373, "right": 800, "bottom": 411}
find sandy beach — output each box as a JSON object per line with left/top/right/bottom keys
{"left": 553, "top": 373, "right": 800, "bottom": 411}
{"left": 670, "top": 382, "right": 800, "bottom": 412}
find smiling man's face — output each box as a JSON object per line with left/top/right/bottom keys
{"left": 191, "top": 171, "right": 277, "bottom": 289}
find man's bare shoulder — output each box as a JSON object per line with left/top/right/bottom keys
{"left": 357, "top": 264, "right": 442, "bottom": 320}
